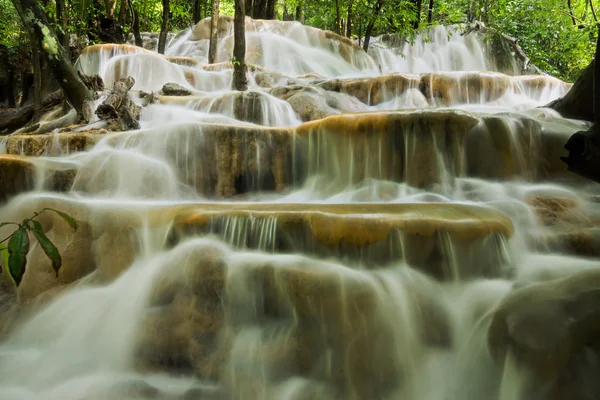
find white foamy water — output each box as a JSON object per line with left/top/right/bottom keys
{"left": 0, "top": 15, "right": 597, "bottom": 400}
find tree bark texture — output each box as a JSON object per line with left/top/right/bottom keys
{"left": 193, "top": 0, "right": 202, "bottom": 24}
{"left": 158, "top": 0, "right": 170, "bottom": 54}
{"left": 412, "top": 0, "right": 422, "bottom": 28}
{"left": 346, "top": 0, "right": 353, "bottom": 37}
{"left": 427, "top": 0, "right": 433, "bottom": 22}
{"left": 31, "top": 39, "right": 42, "bottom": 122}
{"left": 129, "top": 0, "right": 143, "bottom": 47}
{"left": 233, "top": 0, "right": 248, "bottom": 92}
{"left": 0, "top": 90, "right": 62, "bottom": 133}
{"left": 335, "top": 0, "right": 341, "bottom": 34}
{"left": 362, "top": 0, "right": 385, "bottom": 51}
{"left": 10, "top": 0, "right": 93, "bottom": 115}
{"left": 95, "top": 76, "right": 141, "bottom": 131}
{"left": 208, "top": 0, "right": 220, "bottom": 63}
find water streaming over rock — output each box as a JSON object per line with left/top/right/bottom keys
{"left": 0, "top": 16, "right": 598, "bottom": 400}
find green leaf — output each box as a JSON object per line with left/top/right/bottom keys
{"left": 7, "top": 228, "right": 30, "bottom": 287}
{"left": 31, "top": 229, "right": 62, "bottom": 278}
{"left": 0, "top": 243, "right": 8, "bottom": 273}
{"left": 30, "top": 220, "right": 42, "bottom": 231}
{"left": 43, "top": 208, "right": 77, "bottom": 230}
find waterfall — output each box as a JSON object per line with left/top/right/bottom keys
{"left": 0, "top": 16, "right": 597, "bottom": 400}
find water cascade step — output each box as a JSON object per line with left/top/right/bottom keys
{"left": 0, "top": 16, "right": 599, "bottom": 400}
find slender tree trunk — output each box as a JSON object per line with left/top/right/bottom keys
{"left": 208, "top": 0, "right": 220, "bottom": 63}
{"left": 130, "top": 0, "right": 143, "bottom": 46}
{"left": 7, "top": 69, "right": 16, "bottom": 108}
{"left": 295, "top": 4, "right": 302, "bottom": 21}
{"left": 31, "top": 41, "right": 42, "bottom": 122}
{"left": 427, "top": 0, "right": 433, "bottom": 22}
{"left": 567, "top": 0, "right": 577, "bottom": 25}
{"left": 232, "top": 0, "right": 247, "bottom": 91}
{"left": 362, "top": 0, "right": 385, "bottom": 51}
{"left": 335, "top": 0, "right": 341, "bottom": 33}
{"left": 245, "top": 0, "right": 253, "bottom": 16}
{"left": 10, "top": 0, "right": 93, "bottom": 115}
{"left": 413, "top": 0, "right": 422, "bottom": 28}
{"left": 346, "top": 0, "right": 353, "bottom": 37}
{"left": 193, "top": 0, "right": 202, "bottom": 24}
{"left": 56, "top": 0, "right": 69, "bottom": 50}
{"left": 590, "top": 0, "right": 598, "bottom": 22}
{"left": 265, "top": 0, "right": 275, "bottom": 19}
{"left": 158, "top": 0, "right": 170, "bottom": 54}
{"left": 594, "top": 26, "right": 600, "bottom": 124}
{"left": 118, "top": 0, "right": 128, "bottom": 26}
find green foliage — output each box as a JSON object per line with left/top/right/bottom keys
{"left": 483, "top": 0, "right": 596, "bottom": 81}
{"left": 0, "top": 208, "right": 77, "bottom": 287}
{"left": 0, "top": 0, "right": 596, "bottom": 82}
{"left": 0, "top": 0, "right": 27, "bottom": 50}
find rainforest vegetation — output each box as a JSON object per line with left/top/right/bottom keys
{"left": 0, "top": 0, "right": 598, "bottom": 112}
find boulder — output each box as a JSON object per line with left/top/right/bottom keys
{"left": 161, "top": 82, "right": 193, "bottom": 96}
{"left": 488, "top": 269, "right": 600, "bottom": 400}
{"left": 134, "top": 240, "right": 453, "bottom": 399}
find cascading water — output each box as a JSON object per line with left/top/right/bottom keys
{"left": 0, "top": 15, "right": 598, "bottom": 400}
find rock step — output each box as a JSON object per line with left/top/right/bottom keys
{"left": 4, "top": 197, "right": 514, "bottom": 303}
{"left": 2, "top": 111, "right": 588, "bottom": 200}
{"left": 77, "top": 43, "right": 570, "bottom": 109}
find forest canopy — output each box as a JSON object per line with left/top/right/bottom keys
{"left": 0, "top": 0, "right": 598, "bottom": 81}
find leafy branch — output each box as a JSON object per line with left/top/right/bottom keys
{"left": 0, "top": 208, "right": 77, "bottom": 287}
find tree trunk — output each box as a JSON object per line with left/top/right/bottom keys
{"left": 193, "top": 0, "right": 202, "bottom": 24}
{"left": 362, "top": 0, "right": 385, "bottom": 52}
{"left": 427, "top": 0, "right": 433, "bottom": 22}
{"left": 118, "top": 0, "right": 128, "bottom": 26}
{"left": 129, "top": 0, "right": 143, "bottom": 47}
{"left": 31, "top": 40, "right": 42, "bottom": 122}
{"left": 412, "top": 0, "right": 422, "bottom": 29}
{"left": 105, "top": 0, "right": 118, "bottom": 17}
{"left": 265, "top": 0, "right": 276, "bottom": 19}
{"left": 346, "top": 0, "right": 353, "bottom": 37}
{"left": 158, "top": 0, "right": 170, "bottom": 54}
{"left": 590, "top": 0, "right": 598, "bottom": 22}
{"left": 232, "top": 0, "right": 247, "bottom": 92}
{"left": 56, "top": 0, "right": 69, "bottom": 52}
{"left": 208, "top": 0, "right": 220, "bottom": 63}
{"left": 295, "top": 4, "right": 302, "bottom": 21}
{"left": 10, "top": 0, "right": 93, "bottom": 116}
{"left": 567, "top": 0, "right": 577, "bottom": 25}
{"left": 335, "top": 0, "right": 341, "bottom": 33}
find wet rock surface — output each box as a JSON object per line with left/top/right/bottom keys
{"left": 161, "top": 82, "right": 193, "bottom": 96}
{"left": 488, "top": 270, "right": 600, "bottom": 400}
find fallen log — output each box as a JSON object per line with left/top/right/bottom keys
{"left": 0, "top": 90, "right": 63, "bottom": 134}
{"left": 95, "top": 76, "right": 141, "bottom": 131}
